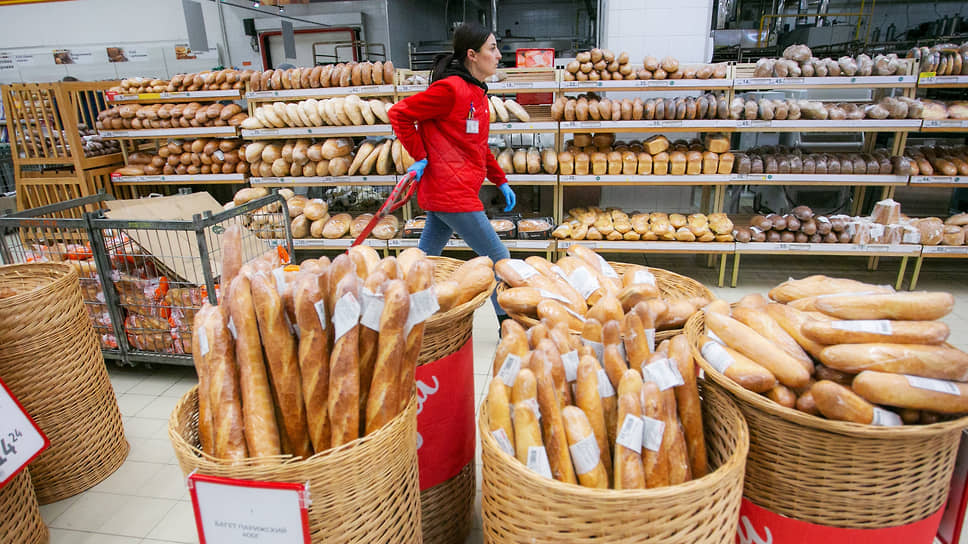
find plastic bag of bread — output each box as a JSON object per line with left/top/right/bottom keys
{"left": 349, "top": 213, "right": 374, "bottom": 239}
{"left": 708, "top": 213, "right": 734, "bottom": 235}
{"left": 783, "top": 44, "right": 812, "bottom": 63}
{"left": 852, "top": 221, "right": 872, "bottom": 244}
{"left": 371, "top": 215, "right": 399, "bottom": 240}
{"left": 871, "top": 198, "right": 900, "bottom": 225}
{"left": 322, "top": 213, "right": 352, "bottom": 238}
{"left": 942, "top": 225, "right": 966, "bottom": 246}
{"left": 946, "top": 213, "right": 968, "bottom": 227}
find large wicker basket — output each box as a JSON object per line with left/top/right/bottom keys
{"left": 685, "top": 311, "right": 968, "bottom": 528}
{"left": 416, "top": 256, "right": 495, "bottom": 544}
{"left": 169, "top": 387, "right": 421, "bottom": 543}
{"left": 0, "top": 469, "right": 47, "bottom": 544}
{"left": 0, "top": 263, "right": 128, "bottom": 504}
{"left": 479, "top": 379, "right": 748, "bottom": 543}
{"left": 497, "top": 263, "right": 713, "bottom": 340}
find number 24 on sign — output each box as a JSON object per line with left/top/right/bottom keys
{"left": 0, "top": 378, "right": 49, "bottom": 489}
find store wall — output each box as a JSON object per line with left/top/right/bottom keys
{"left": 386, "top": 0, "right": 451, "bottom": 69}
{"left": 601, "top": 0, "right": 714, "bottom": 62}
{"left": 496, "top": 0, "right": 589, "bottom": 39}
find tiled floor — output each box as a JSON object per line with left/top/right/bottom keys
{"left": 37, "top": 254, "right": 967, "bottom": 543}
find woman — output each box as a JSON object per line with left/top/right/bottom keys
{"left": 389, "top": 22, "right": 515, "bottom": 324}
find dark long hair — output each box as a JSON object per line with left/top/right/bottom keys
{"left": 430, "top": 22, "right": 492, "bottom": 83}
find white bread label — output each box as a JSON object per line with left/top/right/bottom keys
{"left": 551, "top": 265, "right": 569, "bottom": 280}
{"left": 568, "top": 267, "right": 601, "bottom": 300}
{"left": 492, "top": 428, "right": 514, "bottom": 456}
{"left": 569, "top": 434, "right": 601, "bottom": 475}
{"left": 701, "top": 342, "right": 734, "bottom": 374}
{"left": 816, "top": 290, "right": 882, "bottom": 299}
{"left": 332, "top": 292, "right": 361, "bottom": 342}
{"left": 565, "top": 307, "right": 587, "bottom": 323}
{"left": 506, "top": 259, "right": 539, "bottom": 281}
{"left": 641, "top": 416, "right": 666, "bottom": 452}
{"left": 902, "top": 226, "right": 921, "bottom": 245}
{"left": 562, "top": 350, "right": 580, "bottom": 382}
{"left": 522, "top": 398, "right": 541, "bottom": 421}
{"left": 582, "top": 339, "right": 604, "bottom": 362}
{"left": 642, "top": 356, "right": 685, "bottom": 391}
{"left": 616, "top": 414, "right": 644, "bottom": 453}
{"left": 526, "top": 446, "right": 553, "bottom": 479}
{"left": 872, "top": 407, "right": 903, "bottom": 427}
{"left": 645, "top": 328, "right": 656, "bottom": 352}
{"left": 272, "top": 267, "right": 287, "bottom": 296}
{"left": 198, "top": 326, "right": 210, "bottom": 357}
{"left": 870, "top": 223, "right": 885, "bottom": 240}
{"left": 595, "top": 254, "right": 620, "bottom": 279}
{"left": 227, "top": 317, "right": 237, "bottom": 339}
{"left": 706, "top": 330, "right": 725, "bottom": 345}
{"left": 498, "top": 354, "right": 522, "bottom": 387}
{"left": 633, "top": 269, "right": 657, "bottom": 286}
{"left": 539, "top": 289, "right": 571, "bottom": 305}
{"left": 313, "top": 299, "right": 327, "bottom": 330}
{"left": 905, "top": 375, "right": 961, "bottom": 396}
{"left": 405, "top": 288, "right": 440, "bottom": 335}
{"left": 830, "top": 320, "right": 893, "bottom": 335}
{"left": 597, "top": 369, "right": 616, "bottom": 398}
{"left": 360, "top": 289, "right": 385, "bottom": 331}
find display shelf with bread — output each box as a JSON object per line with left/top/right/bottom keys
{"left": 242, "top": 125, "right": 394, "bottom": 139}
{"left": 246, "top": 84, "right": 397, "bottom": 101}
{"left": 921, "top": 119, "right": 968, "bottom": 131}
{"left": 241, "top": 138, "right": 410, "bottom": 182}
{"left": 485, "top": 67, "right": 559, "bottom": 93}
{"left": 504, "top": 174, "right": 557, "bottom": 185}
{"left": 249, "top": 174, "right": 398, "bottom": 187}
{"left": 292, "top": 238, "right": 389, "bottom": 250}
{"left": 731, "top": 119, "right": 923, "bottom": 132}
{"left": 97, "top": 126, "right": 240, "bottom": 139}
{"left": 732, "top": 57, "right": 916, "bottom": 90}
{"left": 106, "top": 71, "right": 259, "bottom": 96}
{"left": 560, "top": 120, "right": 739, "bottom": 133}
{"left": 106, "top": 90, "right": 244, "bottom": 103}
{"left": 910, "top": 175, "right": 967, "bottom": 186}
{"left": 239, "top": 96, "right": 394, "bottom": 132}
{"left": 730, "top": 173, "right": 910, "bottom": 185}
{"left": 112, "top": 173, "right": 246, "bottom": 185}
{"left": 394, "top": 69, "right": 429, "bottom": 95}
{"left": 917, "top": 74, "right": 968, "bottom": 88}
{"left": 244, "top": 62, "right": 398, "bottom": 98}
{"left": 908, "top": 213, "right": 968, "bottom": 289}
{"left": 388, "top": 237, "right": 557, "bottom": 252}
{"left": 559, "top": 174, "right": 733, "bottom": 185}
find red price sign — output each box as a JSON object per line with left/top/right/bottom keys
{"left": 0, "top": 378, "right": 49, "bottom": 488}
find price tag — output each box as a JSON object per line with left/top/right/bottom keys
{"left": 526, "top": 446, "right": 553, "bottom": 479}
{"left": 313, "top": 300, "right": 327, "bottom": 330}
{"left": 561, "top": 351, "right": 580, "bottom": 382}
{"left": 404, "top": 288, "right": 440, "bottom": 335}
{"left": 596, "top": 369, "right": 615, "bottom": 398}
{"left": 505, "top": 259, "right": 539, "bottom": 281}
{"left": 522, "top": 398, "right": 541, "bottom": 421}
{"left": 332, "top": 293, "right": 361, "bottom": 342}
{"left": 905, "top": 375, "right": 961, "bottom": 396}
{"left": 0, "top": 379, "right": 48, "bottom": 488}
{"left": 701, "top": 342, "right": 733, "bottom": 374}
{"left": 567, "top": 267, "right": 600, "bottom": 300}
{"left": 198, "top": 326, "right": 210, "bottom": 357}
{"left": 568, "top": 434, "right": 601, "bottom": 475}
{"left": 871, "top": 407, "right": 903, "bottom": 427}
{"left": 642, "top": 356, "right": 685, "bottom": 391}
{"left": 583, "top": 339, "right": 604, "bottom": 362}
{"left": 360, "top": 289, "right": 385, "bottom": 331}
{"left": 226, "top": 318, "right": 238, "bottom": 339}
{"left": 645, "top": 328, "right": 656, "bottom": 353}
{"left": 633, "top": 269, "right": 656, "bottom": 286}
{"left": 616, "top": 414, "right": 644, "bottom": 453}
{"left": 594, "top": 254, "right": 619, "bottom": 279}
{"left": 831, "top": 320, "right": 893, "bottom": 335}
{"left": 641, "top": 416, "right": 666, "bottom": 452}
{"left": 497, "top": 354, "right": 522, "bottom": 387}
{"left": 491, "top": 428, "right": 514, "bottom": 456}
{"left": 188, "top": 473, "right": 311, "bottom": 544}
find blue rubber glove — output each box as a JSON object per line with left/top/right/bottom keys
{"left": 407, "top": 158, "right": 428, "bottom": 181}
{"left": 500, "top": 183, "right": 516, "bottom": 212}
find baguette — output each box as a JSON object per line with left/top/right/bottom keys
{"left": 562, "top": 406, "right": 609, "bottom": 488}
{"left": 803, "top": 319, "right": 950, "bottom": 345}
{"left": 292, "top": 270, "right": 332, "bottom": 452}
{"left": 705, "top": 310, "right": 811, "bottom": 388}
{"left": 250, "top": 271, "right": 312, "bottom": 457}
{"left": 539, "top": 338, "right": 573, "bottom": 407}
{"left": 357, "top": 271, "right": 388, "bottom": 424}
{"left": 534, "top": 350, "right": 577, "bottom": 484}
{"left": 813, "top": 291, "right": 954, "bottom": 321}
{"left": 670, "top": 334, "right": 706, "bottom": 478}
{"left": 206, "top": 304, "right": 248, "bottom": 461}
{"left": 511, "top": 368, "right": 538, "bottom": 413}
{"left": 699, "top": 336, "right": 777, "bottom": 393}
{"left": 640, "top": 382, "right": 671, "bottom": 487}
{"left": 365, "top": 280, "right": 410, "bottom": 434}
{"left": 329, "top": 273, "right": 361, "bottom": 446}
{"left": 221, "top": 225, "right": 243, "bottom": 299}
{"left": 402, "top": 259, "right": 434, "bottom": 404}
{"left": 614, "top": 390, "right": 647, "bottom": 489}
{"left": 191, "top": 305, "right": 216, "bottom": 456}
{"left": 623, "top": 311, "right": 652, "bottom": 369}
{"left": 853, "top": 370, "right": 968, "bottom": 414}
{"left": 227, "top": 276, "right": 282, "bottom": 459}
{"left": 575, "top": 355, "right": 612, "bottom": 481}
{"left": 512, "top": 402, "right": 544, "bottom": 465}
{"left": 493, "top": 319, "right": 530, "bottom": 390}
{"left": 811, "top": 380, "right": 875, "bottom": 424}
{"left": 819, "top": 343, "right": 968, "bottom": 382}
{"left": 647, "top": 351, "right": 692, "bottom": 485}
{"left": 486, "top": 378, "right": 515, "bottom": 456}
{"left": 732, "top": 306, "right": 813, "bottom": 373}
{"left": 768, "top": 275, "right": 893, "bottom": 302}
{"left": 765, "top": 303, "right": 827, "bottom": 359}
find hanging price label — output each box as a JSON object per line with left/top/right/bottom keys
{"left": 188, "top": 473, "right": 311, "bottom": 544}
{"left": 0, "top": 379, "right": 49, "bottom": 488}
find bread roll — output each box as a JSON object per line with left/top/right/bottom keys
{"left": 705, "top": 310, "right": 810, "bottom": 388}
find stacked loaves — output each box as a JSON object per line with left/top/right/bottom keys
{"left": 733, "top": 146, "right": 909, "bottom": 175}
{"left": 699, "top": 277, "right": 968, "bottom": 425}
{"left": 907, "top": 43, "right": 968, "bottom": 76}
{"left": 727, "top": 95, "right": 924, "bottom": 120}
{"left": 486, "top": 319, "right": 706, "bottom": 489}
{"left": 78, "top": 127, "right": 121, "bottom": 158}
{"left": 754, "top": 45, "right": 907, "bottom": 77}
{"left": 563, "top": 49, "right": 726, "bottom": 82}
{"left": 488, "top": 97, "right": 530, "bottom": 123}
{"left": 919, "top": 101, "right": 968, "bottom": 120}
{"left": 248, "top": 62, "right": 395, "bottom": 92}
{"left": 240, "top": 97, "right": 393, "bottom": 130}
{"left": 243, "top": 138, "right": 413, "bottom": 178}
{"left": 96, "top": 102, "right": 248, "bottom": 130}
{"left": 108, "top": 70, "right": 260, "bottom": 94}
{"left": 495, "top": 246, "right": 710, "bottom": 332}
{"left": 553, "top": 208, "right": 734, "bottom": 243}
{"left": 904, "top": 146, "right": 968, "bottom": 176}
{"left": 493, "top": 147, "right": 558, "bottom": 175}
{"left": 552, "top": 92, "right": 730, "bottom": 121}
{"left": 556, "top": 134, "right": 734, "bottom": 176}
{"left": 113, "top": 139, "right": 247, "bottom": 176}
{"left": 192, "top": 237, "right": 459, "bottom": 461}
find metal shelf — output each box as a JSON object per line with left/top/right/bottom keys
{"left": 560, "top": 120, "right": 737, "bottom": 133}
{"left": 559, "top": 79, "right": 732, "bottom": 92}
{"left": 505, "top": 174, "right": 557, "bottom": 185}
{"left": 249, "top": 175, "right": 397, "bottom": 187}
{"left": 735, "top": 242, "right": 921, "bottom": 256}
{"left": 106, "top": 90, "right": 242, "bottom": 102}
{"left": 490, "top": 121, "right": 558, "bottom": 134}
{"left": 921, "top": 245, "right": 968, "bottom": 256}
{"left": 98, "top": 127, "right": 239, "bottom": 139}
{"left": 388, "top": 238, "right": 554, "bottom": 251}
{"left": 731, "top": 173, "right": 910, "bottom": 186}
{"left": 733, "top": 75, "right": 916, "bottom": 90}
{"left": 559, "top": 174, "right": 733, "bottom": 186}
{"left": 245, "top": 85, "right": 396, "bottom": 101}
{"left": 556, "top": 240, "right": 735, "bottom": 253}
{"left": 920, "top": 119, "right": 968, "bottom": 132}
{"left": 910, "top": 175, "right": 967, "bottom": 187}
{"left": 732, "top": 120, "right": 922, "bottom": 132}
{"left": 242, "top": 125, "right": 393, "bottom": 139}
{"left": 292, "top": 238, "right": 389, "bottom": 249}
{"left": 917, "top": 75, "right": 968, "bottom": 88}
{"left": 112, "top": 174, "right": 245, "bottom": 185}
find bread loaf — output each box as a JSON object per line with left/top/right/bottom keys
{"left": 365, "top": 280, "right": 410, "bottom": 434}
{"left": 813, "top": 291, "right": 954, "bottom": 321}
{"left": 768, "top": 275, "right": 893, "bottom": 302}
{"left": 487, "top": 378, "right": 515, "bottom": 456}
{"left": 203, "top": 304, "right": 248, "bottom": 461}
{"left": 705, "top": 310, "right": 810, "bottom": 388}
{"left": 803, "top": 319, "right": 949, "bottom": 345}
{"left": 764, "top": 303, "right": 827, "bottom": 360}
{"left": 329, "top": 273, "right": 361, "bottom": 446}
{"left": 731, "top": 306, "right": 813, "bottom": 373}
{"left": 819, "top": 343, "right": 968, "bottom": 382}
{"left": 640, "top": 382, "right": 670, "bottom": 487}
{"left": 811, "top": 380, "right": 875, "bottom": 424}
{"left": 853, "top": 370, "right": 968, "bottom": 414}
{"left": 576, "top": 355, "right": 611, "bottom": 481}
{"left": 290, "top": 270, "right": 332, "bottom": 452}
{"left": 562, "top": 406, "right": 609, "bottom": 488}
{"left": 534, "top": 350, "right": 577, "bottom": 484}
{"left": 670, "top": 334, "right": 706, "bottom": 478}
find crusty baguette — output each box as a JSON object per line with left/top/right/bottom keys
{"left": 575, "top": 355, "right": 612, "bottom": 481}
{"left": 365, "top": 279, "right": 409, "bottom": 434}
{"left": 402, "top": 259, "right": 433, "bottom": 404}
{"left": 511, "top": 368, "right": 538, "bottom": 410}
{"left": 493, "top": 319, "right": 530, "bottom": 391}
{"left": 853, "top": 370, "right": 968, "bottom": 414}
{"left": 803, "top": 319, "right": 950, "bottom": 346}
{"left": 191, "top": 304, "right": 216, "bottom": 456}
{"left": 813, "top": 291, "right": 954, "bottom": 321}
{"left": 811, "top": 380, "right": 874, "bottom": 424}
{"left": 250, "top": 271, "right": 312, "bottom": 457}
{"left": 705, "top": 310, "right": 810, "bottom": 388}
{"left": 227, "top": 276, "right": 282, "bottom": 459}
{"left": 329, "top": 273, "right": 361, "bottom": 445}
{"left": 534, "top": 350, "right": 577, "bottom": 484}
{"left": 528, "top": 322, "right": 550, "bottom": 350}
{"left": 648, "top": 352, "right": 692, "bottom": 486}
{"left": 603, "top": 344, "right": 628, "bottom": 400}
{"left": 221, "top": 225, "right": 243, "bottom": 300}
{"left": 538, "top": 338, "right": 572, "bottom": 407}
{"left": 820, "top": 343, "right": 968, "bottom": 382}
{"left": 768, "top": 275, "right": 893, "bottom": 303}
{"left": 640, "top": 381, "right": 671, "bottom": 488}
{"left": 486, "top": 377, "right": 515, "bottom": 455}
{"left": 206, "top": 304, "right": 248, "bottom": 461}
{"left": 292, "top": 269, "right": 332, "bottom": 452}
{"left": 358, "top": 270, "right": 388, "bottom": 427}
{"left": 562, "top": 406, "right": 609, "bottom": 488}
{"left": 699, "top": 336, "right": 777, "bottom": 393}
{"left": 614, "top": 391, "right": 647, "bottom": 489}
{"left": 765, "top": 303, "right": 827, "bottom": 359}
{"left": 512, "top": 402, "right": 543, "bottom": 465}
{"left": 670, "top": 334, "right": 706, "bottom": 478}
{"left": 732, "top": 306, "right": 813, "bottom": 373}
{"left": 623, "top": 311, "right": 652, "bottom": 369}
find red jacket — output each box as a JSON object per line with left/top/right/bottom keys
{"left": 389, "top": 75, "right": 508, "bottom": 213}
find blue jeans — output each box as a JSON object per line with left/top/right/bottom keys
{"left": 418, "top": 210, "right": 510, "bottom": 316}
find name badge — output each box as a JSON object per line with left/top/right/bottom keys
{"left": 466, "top": 119, "right": 480, "bottom": 134}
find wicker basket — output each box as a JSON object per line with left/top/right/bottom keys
{"left": 169, "top": 387, "right": 422, "bottom": 543}
{"left": 0, "top": 263, "right": 128, "bottom": 504}
{"left": 685, "top": 311, "right": 968, "bottom": 528}
{"left": 0, "top": 469, "right": 48, "bottom": 544}
{"left": 497, "top": 263, "right": 713, "bottom": 339}
{"left": 479, "top": 379, "right": 748, "bottom": 543}
{"left": 416, "top": 256, "right": 495, "bottom": 544}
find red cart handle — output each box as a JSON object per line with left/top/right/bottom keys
{"left": 350, "top": 171, "right": 418, "bottom": 248}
